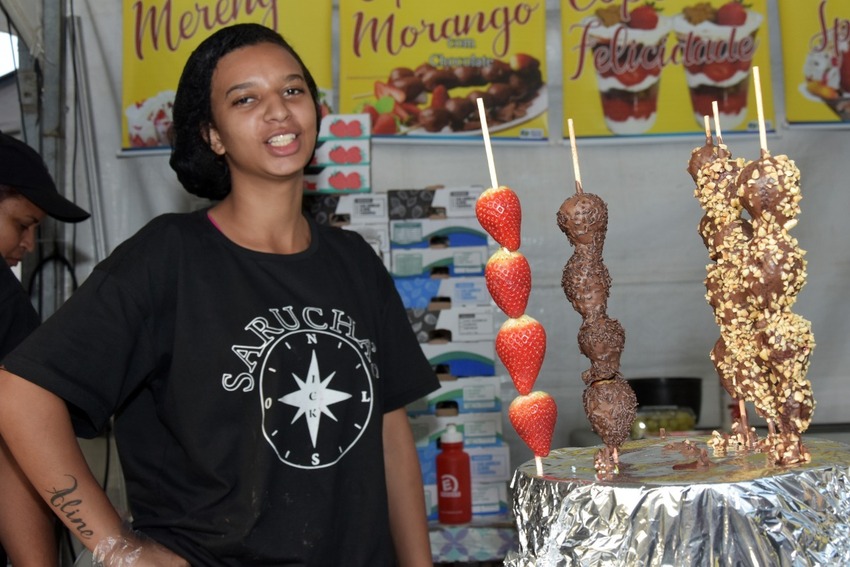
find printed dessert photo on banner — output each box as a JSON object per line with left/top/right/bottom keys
{"left": 779, "top": 0, "right": 850, "bottom": 126}
{"left": 560, "top": 0, "right": 774, "bottom": 139}
{"left": 120, "top": 0, "right": 333, "bottom": 152}
{"left": 338, "top": 0, "right": 548, "bottom": 141}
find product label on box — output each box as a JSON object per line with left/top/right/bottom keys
{"left": 407, "top": 307, "right": 495, "bottom": 343}
{"left": 394, "top": 276, "right": 490, "bottom": 310}
{"left": 391, "top": 247, "right": 488, "bottom": 278}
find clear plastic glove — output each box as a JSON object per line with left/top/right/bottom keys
{"left": 92, "top": 528, "right": 189, "bottom": 567}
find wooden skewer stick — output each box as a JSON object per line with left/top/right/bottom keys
{"left": 476, "top": 98, "right": 499, "bottom": 189}
{"left": 711, "top": 101, "right": 724, "bottom": 145}
{"left": 702, "top": 114, "right": 712, "bottom": 144}
{"left": 535, "top": 456, "right": 543, "bottom": 476}
{"left": 567, "top": 118, "right": 583, "bottom": 194}
{"left": 752, "top": 66, "right": 769, "bottom": 155}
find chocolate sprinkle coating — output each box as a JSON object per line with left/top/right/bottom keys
{"left": 583, "top": 377, "right": 637, "bottom": 449}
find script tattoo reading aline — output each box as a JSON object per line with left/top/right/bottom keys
{"left": 223, "top": 306, "right": 376, "bottom": 469}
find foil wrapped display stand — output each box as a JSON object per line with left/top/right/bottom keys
{"left": 506, "top": 436, "right": 850, "bottom": 566}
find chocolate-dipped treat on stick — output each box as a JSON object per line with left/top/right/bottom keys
{"left": 691, "top": 104, "right": 759, "bottom": 450}
{"left": 557, "top": 118, "right": 636, "bottom": 476}
{"left": 735, "top": 67, "right": 814, "bottom": 465}
{"left": 474, "top": 98, "right": 555, "bottom": 477}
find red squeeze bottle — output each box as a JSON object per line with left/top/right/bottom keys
{"left": 436, "top": 424, "right": 472, "bottom": 524}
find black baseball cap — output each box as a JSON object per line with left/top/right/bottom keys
{"left": 0, "top": 131, "right": 90, "bottom": 222}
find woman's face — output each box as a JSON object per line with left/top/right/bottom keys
{"left": 0, "top": 194, "right": 45, "bottom": 266}
{"left": 206, "top": 42, "right": 318, "bottom": 190}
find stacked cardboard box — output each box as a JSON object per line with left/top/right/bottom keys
{"left": 305, "top": 114, "right": 371, "bottom": 193}
{"left": 302, "top": 192, "right": 390, "bottom": 269}
{"left": 389, "top": 186, "right": 511, "bottom": 521}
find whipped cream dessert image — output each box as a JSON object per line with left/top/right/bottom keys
{"left": 584, "top": 5, "right": 672, "bottom": 135}
{"left": 673, "top": 2, "right": 763, "bottom": 129}
{"left": 125, "top": 90, "right": 176, "bottom": 148}
{"left": 800, "top": 28, "right": 850, "bottom": 121}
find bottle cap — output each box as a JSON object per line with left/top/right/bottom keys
{"left": 441, "top": 423, "right": 463, "bottom": 444}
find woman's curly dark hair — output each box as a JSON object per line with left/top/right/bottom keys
{"left": 169, "top": 23, "right": 321, "bottom": 200}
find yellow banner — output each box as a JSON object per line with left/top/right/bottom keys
{"left": 561, "top": 0, "right": 774, "bottom": 138}
{"left": 121, "top": 0, "right": 332, "bottom": 151}
{"left": 779, "top": 0, "right": 850, "bottom": 125}
{"left": 339, "top": 0, "right": 549, "bottom": 141}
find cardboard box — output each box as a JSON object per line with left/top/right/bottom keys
{"left": 409, "top": 411, "right": 503, "bottom": 451}
{"left": 391, "top": 246, "right": 488, "bottom": 278}
{"left": 388, "top": 185, "right": 485, "bottom": 219}
{"left": 319, "top": 113, "right": 371, "bottom": 140}
{"left": 311, "top": 139, "right": 370, "bottom": 167}
{"left": 419, "top": 341, "right": 496, "bottom": 378}
{"left": 416, "top": 442, "right": 511, "bottom": 485}
{"left": 303, "top": 193, "right": 388, "bottom": 225}
{"left": 406, "top": 306, "right": 495, "bottom": 344}
{"left": 394, "top": 276, "right": 491, "bottom": 310}
{"left": 389, "top": 217, "right": 491, "bottom": 249}
{"left": 304, "top": 165, "right": 371, "bottom": 194}
{"left": 471, "top": 481, "right": 510, "bottom": 516}
{"left": 407, "top": 375, "right": 503, "bottom": 416}
{"left": 424, "top": 481, "right": 510, "bottom": 520}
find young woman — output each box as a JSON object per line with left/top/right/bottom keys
{"left": 0, "top": 24, "right": 437, "bottom": 566}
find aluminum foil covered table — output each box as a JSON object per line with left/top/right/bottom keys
{"left": 506, "top": 436, "right": 850, "bottom": 566}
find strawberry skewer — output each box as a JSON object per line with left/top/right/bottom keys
{"left": 475, "top": 98, "right": 554, "bottom": 476}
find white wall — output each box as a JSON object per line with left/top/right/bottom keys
{"left": 65, "top": 0, "right": 848, "bottom": 471}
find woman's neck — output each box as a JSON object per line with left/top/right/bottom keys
{"left": 208, "top": 182, "right": 310, "bottom": 254}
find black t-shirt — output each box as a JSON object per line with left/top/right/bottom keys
{"left": 0, "top": 262, "right": 40, "bottom": 361}
{"left": 5, "top": 210, "right": 438, "bottom": 565}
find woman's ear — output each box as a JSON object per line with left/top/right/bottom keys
{"left": 204, "top": 124, "right": 226, "bottom": 156}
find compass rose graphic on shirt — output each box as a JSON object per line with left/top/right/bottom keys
{"left": 259, "top": 328, "right": 374, "bottom": 469}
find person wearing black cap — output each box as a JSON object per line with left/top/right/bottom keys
{"left": 0, "top": 131, "right": 89, "bottom": 566}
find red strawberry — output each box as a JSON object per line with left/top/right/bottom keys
{"left": 509, "top": 391, "right": 557, "bottom": 457}
{"left": 430, "top": 84, "right": 449, "bottom": 109}
{"left": 475, "top": 185, "right": 521, "bottom": 251}
{"left": 372, "top": 113, "right": 398, "bottom": 135}
{"left": 628, "top": 4, "right": 659, "bottom": 30}
{"left": 485, "top": 248, "right": 531, "bottom": 318}
{"left": 362, "top": 104, "right": 380, "bottom": 127}
{"left": 496, "top": 315, "right": 546, "bottom": 395}
{"left": 716, "top": 2, "right": 747, "bottom": 26}
{"left": 374, "top": 81, "right": 406, "bottom": 104}
{"left": 328, "top": 171, "right": 348, "bottom": 190}
{"left": 329, "top": 120, "right": 350, "bottom": 137}
{"left": 510, "top": 53, "right": 540, "bottom": 74}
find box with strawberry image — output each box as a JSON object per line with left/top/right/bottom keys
{"left": 673, "top": 1, "right": 764, "bottom": 128}
{"left": 581, "top": 3, "right": 673, "bottom": 135}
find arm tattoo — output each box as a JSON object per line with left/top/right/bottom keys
{"left": 48, "top": 475, "right": 95, "bottom": 539}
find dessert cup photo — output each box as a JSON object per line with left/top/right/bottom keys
{"left": 584, "top": 6, "right": 672, "bottom": 135}
{"left": 673, "top": 2, "right": 764, "bottom": 129}
{"left": 799, "top": 28, "right": 850, "bottom": 121}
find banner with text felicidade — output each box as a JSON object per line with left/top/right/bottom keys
{"left": 121, "top": 0, "right": 332, "bottom": 152}
{"left": 561, "top": 0, "right": 774, "bottom": 139}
